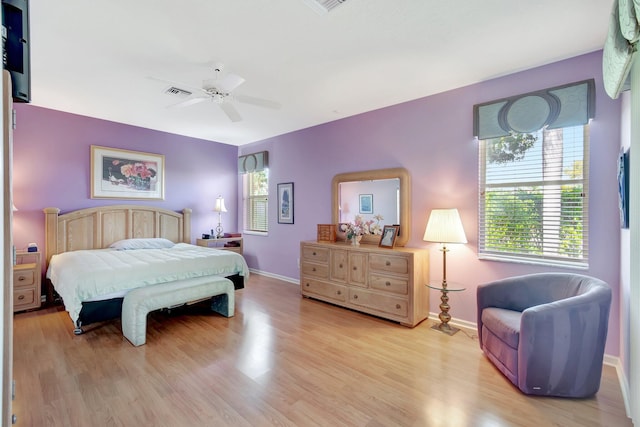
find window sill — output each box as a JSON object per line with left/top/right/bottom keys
{"left": 478, "top": 254, "right": 588, "bottom": 270}
{"left": 243, "top": 230, "right": 268, "bottom": 237}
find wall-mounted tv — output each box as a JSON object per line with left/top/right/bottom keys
{"left": 2, "top": 0, "right": 30, "bottom": 103}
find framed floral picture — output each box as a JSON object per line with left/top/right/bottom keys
{"left": 379, "top": 225, "right": 399, "bottom": 248}
{"left": 91, "top": 145, "right": 165, "bottom": 200}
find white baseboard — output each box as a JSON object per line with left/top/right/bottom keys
{"left": 248, "top": 268, "right": 299, "bottom": 284}
{"left": 604, "top": 354, "right": 631, "bottom": 418}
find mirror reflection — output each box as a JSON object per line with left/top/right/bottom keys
{"left": 338, "top": 179, "right": 400, "bottom": 232}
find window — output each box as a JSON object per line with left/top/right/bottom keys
{"left": 478, "top": 126, "right": 589, "bottom": 268}
{"left": 243, "top": 169, "right": 268, "bottom": 233}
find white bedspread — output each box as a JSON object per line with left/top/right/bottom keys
{"left": 46, "top": 243, "right": 249, "bottom": 324}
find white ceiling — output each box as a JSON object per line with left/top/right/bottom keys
{"left": 29, "top": 0, "right": 612, "bottom": 146}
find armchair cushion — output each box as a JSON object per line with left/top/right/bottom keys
{"left": 477, "top": 273, "right": 611, "bottom": 398}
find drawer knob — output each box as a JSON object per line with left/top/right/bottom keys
{"left": 385, "top": 281, "right": 391, "bottom": 286}
{"left": 305, "top": 283, "right": 310, "bottom": 287}
{"left": 396, "top": 304, "right": 401, "bottom": 309}
{"left": 352, "top": 267, "right": 357, "bottom": 271}
{"left": 18, "top": 295, "right": 24, "bottom": 300}
{"left": 386, "top": 261, "right": 391, "bottom": 266}
{"left": 312, "top": 251, "right": 316, "bottom": 256}
{"left": 337, "top": 290, "right": 341, "bottom": 295}
{"left": 312, "top": 267, "right": 316, "bottom": 272}
{"left": 353, "top": 294, "right": 358, "bottom": 299}
{"left": 339, "top": 264, "right": 343, "bottom": 268}
{"left": 18, "top": 276, "right": 25, "bottom": 282}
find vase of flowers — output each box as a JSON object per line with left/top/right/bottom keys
{"left": 341, "top": 214, "right": 384, "bottom": 245}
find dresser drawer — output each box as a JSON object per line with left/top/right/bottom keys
{"left": 301, "top": 246, "right": 329, "bottom": 263}
{"left": 301, "top": 262, "right": 329, "bottom": 279}
{"left": 14, "top": 288, "right": 36, "bottom": 309}
{"left": 369, "top": 254, "right": 408, "bottom": 275}
{"left": 348, "top": 288, "right": 408, "bottom": 318}
{"left": 301, "top": 277, "right": 347, "bottom": 302}
{"left": 13, "top": 268, "right": 35, "bottom": 287}
{"left": 369, "top": 274, "right": 409, "bottom": 295}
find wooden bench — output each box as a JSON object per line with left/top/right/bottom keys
{"left": 121, "top": 276, "right": 235, "bottom": 346}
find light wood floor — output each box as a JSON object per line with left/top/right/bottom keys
{"left": 12, "top": 274, "right": 631, "bottom": 427}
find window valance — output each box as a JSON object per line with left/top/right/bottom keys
{"left": 238, "top": 151, "right": 268, "bottom": 174}
{"left": 473, "top": 79, "right": 595, "bottom": 140}
{"left": 603, "top": 0, "right": 638, "bottom": 99}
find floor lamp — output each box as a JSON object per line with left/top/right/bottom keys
{"left": 423, "top": 208, "right": 467, "bottom": 335}
{"left": 213, "top": 195, "right": 227, "bottom": 238}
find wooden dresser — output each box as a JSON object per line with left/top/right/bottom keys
{"left": 300, "top": 241, "right": 429, "bottom": 327}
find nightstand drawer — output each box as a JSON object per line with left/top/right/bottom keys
{"left": 14, "top": 251, "right": 42, "bottom": 312}
{"left": 13, "top": 267, "right": 35, "bottom": 287}
{"left": 14, "top": 288, "right": 36, "bottom": 308}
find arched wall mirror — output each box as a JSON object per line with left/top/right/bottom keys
{"left": 332, "top": 167, "right": 411, "bottom": 247}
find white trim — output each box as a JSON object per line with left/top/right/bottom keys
{"left": 605, "top": 355, "right": 631, "bottom": 418}
{"left": 249, "top": 268, "right": 299, "bottom": 284}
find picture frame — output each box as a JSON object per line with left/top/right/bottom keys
{"left": 91, "top": 145, "right": 165, "bottom": 200}
{"left": 618, "top": 148, "right": 630, "bottom": 229}
{"left": 277, "top": 182, "right": 294, "bottom": 224}
{"left": 359, "top": 194, "right": 373, "bottom": 214}
{"left": 379, "top": 225, "right": 400, "bottom": 248}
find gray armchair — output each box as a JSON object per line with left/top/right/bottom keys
{"left": 477, "top": 273, "right": 611, "bottom": 398}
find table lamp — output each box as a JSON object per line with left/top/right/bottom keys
{"left": 213, "top": 195, "right": 227, "bottom": 238}
{"left": 423, "top": 208, "right": 467, "bottom": 334}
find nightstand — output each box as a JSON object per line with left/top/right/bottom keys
{"left": 196, "top": 237, "right": 243, "bottom": 255}
{"left": 13, "top": 251, "right": 42, "bottom": 312}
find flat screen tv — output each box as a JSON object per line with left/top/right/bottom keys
{"left": 2, "top": 0, "right": 30, "bottom": 102}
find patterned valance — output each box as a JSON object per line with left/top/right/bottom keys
{"left": 238, "top": 151, "right": 268, "bottom": 174}
{"left": 473, "top": 80, "right": 595, "bottom": 140}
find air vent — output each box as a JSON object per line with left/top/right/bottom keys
{"left": 302, "top": 0, "right": 347, "bottom": 14}
{"left": 164, "top": 86, "right": 192, "bottom": 98}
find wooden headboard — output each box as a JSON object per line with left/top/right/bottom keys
{"left": 43, "top": 205, "right": 192, "bottom": 264}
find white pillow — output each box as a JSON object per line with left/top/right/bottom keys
{"left": 109, "top": 238, "right": 175, "bottom": 250}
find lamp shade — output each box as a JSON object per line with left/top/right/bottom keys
{"left": 213, "top": 196, "right": 227, "bottom": 213}
{"left": 423, "top": 208, "right": 467, "bottom": 244}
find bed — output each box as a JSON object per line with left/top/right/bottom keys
{"left": 43, "top": 205, "right": 249, "bottom": 334}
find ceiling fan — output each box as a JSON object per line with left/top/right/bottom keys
{"left": 151, "top": 65, "right": 280, "bottom": 122}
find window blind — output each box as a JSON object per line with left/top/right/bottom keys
{"left": 244, "top": 170, "right": 269, "bottom": 233}
{"left": 478, "top": 126, "right": 589, "bottom": 268}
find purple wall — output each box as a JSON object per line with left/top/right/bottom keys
{"left": 240, "top": 51, "right": 623, "bottom": 355}
{"left": 12, "top": 107, "right": 239, "bottom": 254}
{"left": 12, "top": 51, "right": 622, "bottom": 356}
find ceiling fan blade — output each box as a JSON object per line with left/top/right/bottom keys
{"left": 219, "top": 102, "right": 243, "bottom": 122}
{"left": 234, "top": 94, "right": 281, "bottom": 110}
{"left": 217, "top": 73, "right": 245, "bottom": 92}
{"left": 167, "top": 97, "right": 208, "bottom": 108}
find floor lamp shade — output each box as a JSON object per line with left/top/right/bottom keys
{"left": 423, "top": 208, "right": 467, "bottom": 244}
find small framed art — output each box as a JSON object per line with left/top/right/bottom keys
{"left": 379, "top": 225, "right": 400, "bottom": 248}
{"left": 278, "top": 182, "right": 294, "bottom": 224}
{"left": 359, "top": 194, "right": 373, "bottom": 214}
